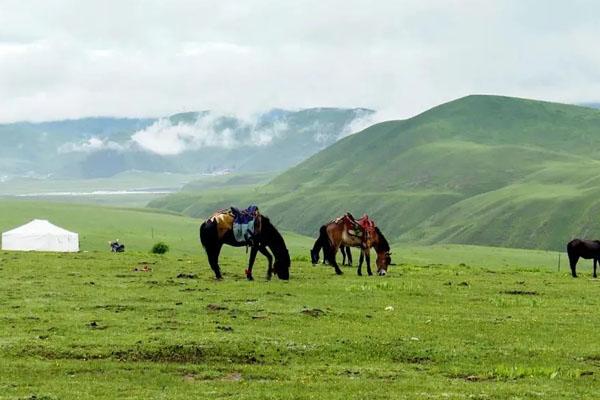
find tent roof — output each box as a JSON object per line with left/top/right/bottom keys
{"left": 2, "top": 219, "right": 77, "bottom": 237}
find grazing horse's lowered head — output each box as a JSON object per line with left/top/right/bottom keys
{"left": 257, "top": 216, "right": 290, "bottom": 280}
{"left": 373, "top": 227, "right": 391, "bottom": 276}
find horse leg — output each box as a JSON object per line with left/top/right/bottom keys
{"left": 357, "top": 251, "right": 364, "bottom": 276}
{"left": 594, "top": 258, "right": 598, "bottom": 279}
{"left": 364, "top": 248, "right": 373, "bottom": 276}
{"left": 246, "top": 246, "right": 258, "bottom": 281}
{"left": 207, "top": 242, "right": 224, "bottom": 280}
{"left": 347, "top": 247, "right": 353, "bottom": 266}
{"left": 258, "top": 246, "right": 274, "bottom": 280}
{"left": 326, "top": 243, "right": 343, "bottom": 275}
{"left": 568, "top": 253, "right": 579, "bottom": 278}
{"left": 341, "top": 246, "right": 347, "bottom": 266}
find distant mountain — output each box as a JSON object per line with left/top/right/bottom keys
{"left": 151, "top": 95, "right": 600, "bottom": 251}
{"left": 0, "top": 108, "right": 374, "bottom": 179}
{"left": 579, "top": 103, "right": 600, "bottom": 109}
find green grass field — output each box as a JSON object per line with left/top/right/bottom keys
{"left": 1, "top": 201, "right": 599, "bottom": 399}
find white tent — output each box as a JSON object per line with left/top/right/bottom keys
{"left": 1, "top": 219, "right": 79, "bottom": 252}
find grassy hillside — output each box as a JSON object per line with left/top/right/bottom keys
{"left": 151, "top": 95, "right": 600, "bottom": 251}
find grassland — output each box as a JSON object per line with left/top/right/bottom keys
{"left": 151, "top": 95, "right": 600, "bottom": 251}
{"left": 1, "top": 200, "right": 599, "bottom": 399}
{"left": 0, "top": 171, "right": 209, "bottom": 208}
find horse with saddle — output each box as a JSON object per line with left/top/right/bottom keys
{"left": 199, "top": 205, "right": 290, "bottom": 281}
{"left": 311, "top": 212, "right": 391, "bottom": 276}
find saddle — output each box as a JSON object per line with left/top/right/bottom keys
{"left": 336, "top": 212, "right": 376, "bottom": 240}
{"left": 230, "top": 205, "right": 260, "bottom": 243}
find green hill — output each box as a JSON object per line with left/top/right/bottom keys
{"left": 150, "top": 95, "right": 600, "bottom": 251}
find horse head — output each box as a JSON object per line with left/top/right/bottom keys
{"left": 260, "top": 216, "right": 290, "bottom": 280}
{"left": 310, "top": 248, "right": 320, "bottom": 265}
{"left": 374, "top": 227, "right": 391, "bottom": 276}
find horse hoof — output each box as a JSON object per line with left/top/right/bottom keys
{"left": 357, "top": 272, "right": 362, "bottom": 276}
{"left": 247, "top": 275, "right": 254, "bottom": 281}
{"left": 335, "top": 269, "right": 343, "bottom": 275}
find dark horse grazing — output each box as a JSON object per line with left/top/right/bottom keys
{"left": 312, "top": 245, "right": 353, "bottom": 266}
{"left": 200, "top": 209, "right": 290, "bottom": 280}
{"left": 311, "top": 214, "right": 391, "bottom": 276}
{"left": 567, "top": 238, "right": 600, "bottom": 278}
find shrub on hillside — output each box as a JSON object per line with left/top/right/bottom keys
{"left": 151, "top": 242, "right": 169, "bottom": 254}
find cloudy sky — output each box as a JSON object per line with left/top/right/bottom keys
{"left": 1, "top": 0, "right": 599, "bottom": 123}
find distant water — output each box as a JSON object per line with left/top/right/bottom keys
{"left": 14, "top": 190, "right": 174, "bottom": 197}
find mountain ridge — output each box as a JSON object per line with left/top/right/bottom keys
{"left": 0, "top": 107, "right": 374, "bottom": 179}
{"left": 150, "top": 94, "right": 600, "bottom": 251}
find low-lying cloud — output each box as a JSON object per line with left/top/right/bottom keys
{"left": 57, "top": 109, "right": 379, "bottom": 157}
{"left": 58, "top": 137, "right": 125, "bottom": 153}
{"left": 131, "top": 112, "right": 289, "bottom": 155}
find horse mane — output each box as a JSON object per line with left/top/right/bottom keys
{"left": 375, "top": 227, "right": 390, "bottom": 252}
{"left": 261, "top": 217, "right": 287, "bottom": 249}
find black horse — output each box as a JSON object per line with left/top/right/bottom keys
{"left": 200, "top": 213, "right": 290, "bottom": 280}
{"left": 311, "top": 241, "right": 353, "bottom": 266}
{"left": 567, "top": 238, "right": 600, "bottom": 278}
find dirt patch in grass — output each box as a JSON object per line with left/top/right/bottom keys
{"left": 93, "top": 304, "right": 134, "bottom": 312}
{"left": 22, "top": 344, "right": 264, "bottom": 364}
{"left": 176, "top": 273, "right": 197, "bottom": 279}
{"left": 301, "top": 308, "right": 325, "bottom": 317}
{"left": 207, "top": 304, "right": 228, "bottom": 311}
{"left": 502, "top": 290, "right": 539, "bottom": 295}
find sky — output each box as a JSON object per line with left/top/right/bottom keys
{"left": 1, "top": 0, "right": 600, "bottom": 123}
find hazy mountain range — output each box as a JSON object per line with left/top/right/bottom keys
{"left": 0, "top": 108, "right": 374, "bottom": 179}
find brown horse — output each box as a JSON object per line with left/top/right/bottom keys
{"left": 311, "top": 214, "right": 391, "bottom": 276}
{"left": 567, "top": 238, "right": 600, "bottom": 278}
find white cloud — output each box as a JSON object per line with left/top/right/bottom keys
{"left": 338, "top": 109, "right": 377, "bottom": 139}
{"left": 131, "top": 113, "right": 289, "bottom": 155}
{"left": 1, "top": 1, "right": 600, "bottom": 122}
{"left": 58, "top": 137, "right": 125, "bottom": 153}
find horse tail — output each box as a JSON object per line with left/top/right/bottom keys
{"left": 200, "top": 218, "right": 224, "bottom": 279}
{"left": 318, "top": 225, "right": 336, "bottom": 265}
{"left": 567, "top": 239, "right": 581, "bottom": 277}
{"left": 199, "top": 221, "right": 208, "bottom": 249}
{"left": 566, "top": 239, "right": 577, "bottom": 259}
{"left": 199, "top": 219, "right": 217, "bottom": 251}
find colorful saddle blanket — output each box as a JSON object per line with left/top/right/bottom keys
{"left": 231, "top": 205, "right": 260, "bottom": 243}
{"left": 336, "top": 213, "right": 376, "bottom": 239}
